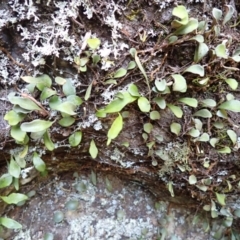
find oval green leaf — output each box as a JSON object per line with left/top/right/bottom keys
{"left": 178, "top": 98, "right": 198, "bottom": 107}
{"left": 167, "top": 104, "right": 183, "bottom": 118}
{"left": 170, "top": 122, "right": 181, "bottom": 136}
{"left": 33, "top": 152, "right": 46, "bottom": 173}
{"left": 138, "top": 97, "right": 151, "bottom": 112}
{"left": 69, "top": 131, "right": 82, "bottom": 147}
{"left": 0, "top": 193, "right": 28, "bottom": 204}
{"left": 218, "top": 100, "right": 240, "bottom": 112}
{"left": 113, "top": 68, "right": 127, "bottom": 78}
{"left": 21, "top": 119, "right": 53, "bottom": 132}
{"left": 107, "top": 113, "right": 123, "bottom": 145}
{"left": 193, "top": 109, "right": 212, "bottom": 118}
{"left": 89, "top": 140, "right": 98, "bottom": 159}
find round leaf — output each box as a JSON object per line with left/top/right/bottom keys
{"left": 55, "top": 76, "right": 66, "bottom": 85}
{"left": 58, "top": 117, "right": 75, "bottom": 127}
{"left": 188, "top": 128, "right": 200, "bottom": 137}
{"left": 170, "top": 122, "right": 181, "bottom": 136}
{"left": 215, "top": 43, "right": 228, "bottom": 59}
{"left": 0, "top": 174, "right": 12, "bottom": 189}
{"left": 69, "top": 131, "right": 82, "bottom": 147}
{"left": 4, "top": 111, "right": 25, "bottom": 126}
{"left": 138, "top": 97, "right": 151, "bottom": 112}
{"left": 143, "top": 123, "right": 153, "bottom": 133}
{"left": 150, "top": 111, "right": 160, "bottom": 120}
{"left": 87, "top": 38, "right": 101, "bottom": 49}
{"left": 172, "top": 74, "right": 187, "bottom": 92}
{"left": 62, "top": 79, "right": 76, "bottom": 96}
{"left": 225, "top": 78, "right": 238, "bottom": 90}
{"left": 155, "top": 79, "right": 166, "bottom": 92}
{"left": 128, "top": 83, "right": 141, "bottom": 97}
{"left": 189, "top": 175, "right": 197, "bottom": 185}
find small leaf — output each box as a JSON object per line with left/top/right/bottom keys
{"left": 33, "top": 152, "right": 46, "bottom": 173}
{"left": 87, "top": 38, "right": 101, "bottom": 49}
{"left": 21, "top": 74, "right": 52, "bottom": 91}
{"left": 150, "top": 111, "right": 160, "bottom": 120}
{"left": 58, "top": 117, "right": 75, "bottom": 127}
{"left": 0, "top": 173, "right": 12, "bottom": 188}
{"left": 11, "top": 125, "right": 26, "bottom": 142}
{"left": 170, "top": 122, "right": 181, "bottom": 136}
{"left": 89, "top": 140, "right": 98, "bottom": 159}
{"left": 65, "top": 200, "right": 79, "bottom": 211}
{"left": 194, "top": 43, "right": 209, "bottom": 63}
{"left": 155, "top": 79, "right": 166, "bottom": 92}
{"left": 85, "top": 82, "right": 93, "bottom": 101}
{"left": 107, "top": 113, "right": 123, "bottom": 145}
{"left": 56, "top": 101, "right": 77, "bottom": 115}
{"left": 92, "top": 54, "right": 101, "bottom": 65}
{"left": 223, "top": 5, "right": 235, "bottom": 25}
{"left": 69, "top": 131, "right": 82, "bottom": 147}
{"left": 128, "top": 83, "right": 141, "bottom": 97}
{"left": 43, "top": 131, "right": 55, "bottom": 151}
{"left": 90, "top": 170, "right": 97, "bottom": 186}
{"left": 218, "top": 100, "right": 240, "bottom": 112}
{"left": 167, "top": 104, "right": 183, "bottom": 118}
{"left": 216, "top": 109, "right": 228, "bottom": 119}
{"left": 188, "top": 128, "right": 200, "bottom": 137}
{"left": 143, "top": 123, "right": 153, "bottom": 133}
{"left": 172, "top": 5, "right": 189, "bottom": 26}
{"left": 225, "top": 78, "right": 238, "bottom": 90}
{"left": 194, "top": 118, "right": 203, "bottom": 131}
{"left": 53, "top": 211, "right": 64, "bottom": 223}
{"left": 127, "top": 61, "right": 136, "bottom": 70}
{"left": 9, "top": 156, "right": 21, "bottom": 178}
{"left": 154, "top": 97, "right": 166, "bottom": 109}
{"left": 8, "top": 95, "right": 41, "bottom": 111}
{"left": 215, "top": 43, "right": 228, "bottom": 59}
{"left": 174, "top": 18, "right": 198, "bottom": 35}
{"left": 193, "top": 109, "right": 212, "bottom": 118}
{"left": 189, "top": 175, "right": 197, "bottom": 185}
{"left": 113, "top": 68, "right": 127, "bottom": 78}
{"left": 210, "top": 138, "right": 219, "bottom": 147}
{"left": 217, "top": 146, "right": 231, "bottom": 153}
{"left": 0, "top": 217, "right": 22, "bottom": 229}
{"left": 4, "top": 111, "right": 25, "bottom": 126}
{"left": 200, "top": 99, "right": 216, "bottom": 108}
{"left": 0, "top": 193, "right": 28, "bottom": 204}
{"left": 67, "top": 95, "right": 83, "bottom": 106}
{"left": 40, "top": 87, "right": 56, "bottom": 101}
{"left": 99, "top": 92, "right": 137, "bottom": 114}
{"left": 178, "top": 98, "right": 198, "bottom": 107}
{"left": 138, "top": 97, "right": 151, "bottom": 112}
{"left": 227, "top": 129, "right": 237, "bottom": 145}
{"left": 62, "top": 79, "right": 76, "bottom": 96}
{"left": 197, "top": 133, "right": 210, "bottom": 142}
{"left": 215, "top": 192, "right": 226, "bottom": 206}
{"left": 55, "top": 76, "right": 66, "bottom": 85}
{"left": 212, "top": 8, "right": 222, "bottom": 21}
{"left": 167, "top": 181, "right": 174, "bottom": 197}
{"left": 190, "top": 35, "right": 204, "bottom": 43}
{"left": 21, "top": 119, "right": 53, "bottom": 132}
{"left": 184, "top": 64, "right": 204, "bottom": 76}
{"left": 172, "top": 74, "right": 187, "bottom": 92}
